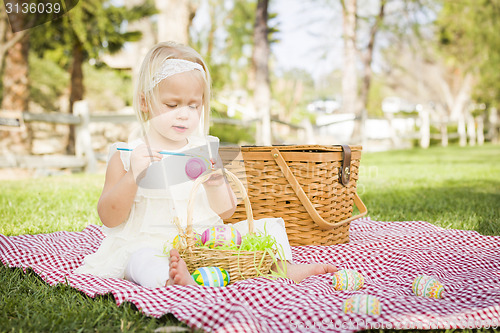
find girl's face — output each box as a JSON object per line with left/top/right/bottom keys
{"left": 146, "top": 71, "right": 204, "bottom": 149}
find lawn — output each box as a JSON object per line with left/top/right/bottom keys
{"left": 1, "top": 144, "right": 499, "bottom": 332}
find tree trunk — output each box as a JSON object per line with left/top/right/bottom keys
{"left": 1, "top": 32, "right": 30, "bottom": 155}
{"left": 0, "top": 11, "right": 28, "bottom": 77}
{"left": 252, "top": 0, "right": 271, "bottom": 145}
{"left": 157, "top": 0, "right": 199, "bottom": 44}
{"left": 67, "top": 39, "right": 85, "bottom": 154}
{"left": 356, "top": 1, "right": 385, "bottom": 146}
{"left": 341, "top": 0, "right": 360, "bottom": 144}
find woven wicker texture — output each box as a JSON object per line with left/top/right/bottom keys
{"left": 221, "top": 145, "right": 365, "bottom": 246}
{"left": 180, "top": 169, "right": 276, "bottom": 283}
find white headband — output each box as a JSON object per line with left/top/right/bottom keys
{"left": 146, "top": 59, "right": 204, "bottom": 91}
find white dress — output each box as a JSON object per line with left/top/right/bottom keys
{"left": 75, "top": 136, "right": 223, "bottom": 279}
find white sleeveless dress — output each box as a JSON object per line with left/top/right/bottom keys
{"left": 75, "top": 136, "right": 223, "bottom": 279}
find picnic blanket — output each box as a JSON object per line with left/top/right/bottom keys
{"left": 1, "top": 217, "right": 499, "bottom": 332}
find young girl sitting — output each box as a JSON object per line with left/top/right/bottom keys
{"left": 75, "top": 41, "right": 336, "bottom": 288}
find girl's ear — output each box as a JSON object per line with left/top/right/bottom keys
{"left": 140, "top": 94, "right": 149, "bottom": 114}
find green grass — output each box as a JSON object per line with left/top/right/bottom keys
{"left": 1, "top": 144, "right": 499, "bottom": 332}
{"left": 358, "top": 144, "right": 500, "bottom": 236}
{"left": 0, "top": 268, "right": 184, "bottom": 332}
{"left": 0, "top": 174, "right": 103, "bottom": 236}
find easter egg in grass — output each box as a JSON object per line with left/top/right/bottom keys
{"left": 332, "top": 269, "right": 365, "bottom": 291}
{"left": 173, "top": 232, "right": 202, "bottom": 249}
{"left": 342, "top": 294, "right": 381, "bottom": 315}
{"left": 191, "top": 267, "right": 230, "bottom": 287}
{"left": 412, "top": 275, "right": 445, "bottom": 298}
{"left": 202, "top": 225, "right": 242, "bottom": 248}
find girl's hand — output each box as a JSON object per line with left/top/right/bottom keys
{"left": 202, "top": 172, "right": 225, "bottom": 187}
{"left": 202, "top": 156, "right": 225, "bottom": 187}
{"left": 129, "top": 144, "right": 163, "bottom": 183}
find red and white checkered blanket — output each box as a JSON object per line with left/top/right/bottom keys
{"left": 1, "top": 218, "right": 499, "bottom": 332}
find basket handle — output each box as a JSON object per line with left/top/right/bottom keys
{"left": 185, "top": 168, "right": 255, "bottom": 247}
{"left": 271, "top": 148, "right": 367, "bottom": 231}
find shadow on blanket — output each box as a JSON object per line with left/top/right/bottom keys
{"left": 1, "top": 218, "right": 499, "bottom": 332}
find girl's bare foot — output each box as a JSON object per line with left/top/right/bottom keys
{"left": 271, "top": 261, "right": 337, "bottom": 283}
{"left": 166, "top": 249, "right": 197, "bottom": 286}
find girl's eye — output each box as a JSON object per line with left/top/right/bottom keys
{"left": 166, "top": 104, "right": 177, "bottom": 108}
{"left": 189, "top": 105, "right": 198, "bottom": 109}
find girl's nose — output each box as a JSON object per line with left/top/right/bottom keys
{"left": 175, "top": 106, "right": 190, "bottom": 119}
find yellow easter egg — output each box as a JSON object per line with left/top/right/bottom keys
{"left": 332, "top": 269, "right": 365, "bottom": 291}
{"left": 342, "top": 294, "right": 381, "bottom": 315}
{"left": 412, "top": 275, "right": 445, "bottom": 298}
{"left": 173, "top": 232, "right": 202, "bottom": 249}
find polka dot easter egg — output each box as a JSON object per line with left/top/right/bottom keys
{"left": 191, "top": 267, "right": 230, "bottom": 287}
{"left": 412, "top": 275, "right": 445, "bottom": 298}
{"left": 332, "top": 269, "right": 365, "bottom": 291}
{"left": 202, "top": 225, "right": 242, "bottom": 248}
{"left": 342, "top": 294, "right": 381, "bottom": 316}
{"left": 172, "top": 232, "right": 202, "bottom": 249}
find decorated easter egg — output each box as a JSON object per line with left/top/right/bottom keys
{"left": 185, "top": 157, "right": 207, "bottom": 180}
{"left": 342, "top": 294, "right": 381, "bottom": 315}
{"left": 191, "top": 267, "right": 230, "bottom": 287}
{"left": 202, "top": 225, "right": 242, "bottom": 248}
{"left": 172, "top": 232, "right": 202, "bottom": 249}
{"left": 332, "top": 269, "right": 365, "bottom": 291}
{"left": 412, "top": 275, "right": 445, "bottom": 298}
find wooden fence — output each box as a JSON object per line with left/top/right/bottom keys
{"left": 0, "top": 101, "right": 309, "bottom": 173}
{"left": 0, "top": 101, "right": 135, "bottom": 173}
{"left": 0, "top": 100, "right": 497, "bottom": 173}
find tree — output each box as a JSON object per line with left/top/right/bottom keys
{"left": 0, "top": 2, "right": 30, "bottom": 154}
{"left": 318, "top": 0, "right": 434, "bottom": 144}
{"left": 340, "top": 0, "right": 359, "bottom": 141}
{"left": 156, "top": 0, "right": 198, "bottom": 44}
{"left": 0, "top": 2, "right": 28, "bottom": 76}
{"left": 435, "top": 0, "right": 500, "bottom": 145}
{"left": 437, "top": 0, "right": 500, "bottom": 108}
{"left": 30, "top": 0, "right": 155, "bottom": 153}
{"left": 252, "top": 0, "right": 271, "bottom": 145}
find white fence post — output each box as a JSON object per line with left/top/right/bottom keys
{"left": 419, "top": 106, "right": 430, "bottom": 149}
{"left": 467, "top": 113, "right": 476, "bottom": 146}
{"left": 476, "top": 116, "right": 484, "bottom": 145}
{"left": 489, "top": 107, "right": 498, "bottom": 143}
{"left": 74, "top": 101, "right": 97, "bottom": 173}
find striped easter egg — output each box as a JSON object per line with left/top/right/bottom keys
{"left": 201, "top": 225, "right": 242, "bottom": 248}
{"left": 342, "top": 294, "right": 381, "bottom": 315}
{"left": 191, "top": 267, "right": 230, "bottom": 287}
{"left": 332, "top": 269, "right": 365, "bottom": 291}
{"left": 412, "top": 275, "right": 445, "bottom": 298}
{"left": 172, "top": 232, "right": 202, "bottom": 249}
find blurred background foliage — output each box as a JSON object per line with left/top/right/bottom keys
{"left": 0, "top": 0, "right": 499, "bottom": 148}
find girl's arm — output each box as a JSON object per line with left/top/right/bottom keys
{"left": 202, "top": 171, "right": 237, "bottom": 220}
{"left": 97, "top": 145, "right": 163, "bottom": 228}
{"left": 97, "top": 153, "right": 137, "bottom": 228}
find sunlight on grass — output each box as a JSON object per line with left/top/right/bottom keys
{"left": 0, "top": 174, "right": 103, "bottom": 236}
{"left": 358, "top": 144, "right": 500, "bottom": 235}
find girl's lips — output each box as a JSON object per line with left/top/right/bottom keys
{"left": 173, "top": 125, "right": 188, "bottom": 132}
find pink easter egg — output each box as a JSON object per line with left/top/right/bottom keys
{"left": 185, "top": 158, "right": 207, "bottom": 180}
{"left": 202, "top": 225, "right": 242, "bottom": 248}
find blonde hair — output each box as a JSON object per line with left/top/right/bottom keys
{"left": 133, "top": 41, "right": 211, "bottom": 135}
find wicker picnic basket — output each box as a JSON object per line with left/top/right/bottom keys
{"left": 180, "top": 169, "right": 276, "bottom": 284}
{"left": 221, "top": 144, "right": 367, "bottom": 246}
